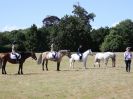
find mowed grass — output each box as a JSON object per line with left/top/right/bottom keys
{"left": 0, "top": 53, "right": 133, "bottom": 99}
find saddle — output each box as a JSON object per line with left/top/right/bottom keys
{"left": 77, "top": 53, "right": 82, "bottom": 60}
{"left": 49, "top": 52, "right": 58, "bottom": 60}
{"left": 10, "top": 52, "right": 21, "bottom": 60}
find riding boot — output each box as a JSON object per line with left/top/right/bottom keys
{"left": 16, "top": 57, "right": 19, "bottom": 63}
{"left": 80, "top": 56, "right": 82, "bottom": 60}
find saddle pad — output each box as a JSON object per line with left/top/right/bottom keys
{"left": 10, "top": 53, "right": 21, "bottom": 59}
{"left": 48, "top": 52, "right": 58, "bottom": 59}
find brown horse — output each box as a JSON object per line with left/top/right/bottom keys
{"left": 0, "top": 52, "right": 37, "bottom": 75}
{"left": 37, "top": 50, "right": 71, "bottom": 71}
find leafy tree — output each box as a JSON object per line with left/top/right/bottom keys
{"left": 42, "top": 15, "right": 60, "bottom": 27}
{"left": 90, "top": 27, "right": 110, "bottom": 51}
{"left": 37, "top": 27, "right": 50, "bottom": 51}
{"left": 25, "top": 24, "right": 39, "bottom": 51}
{"left": 52, "top": 14, "right": 92, "bottom": 51}
{"left": 100, "top": 34, "right": 124, "bottom": 52}
{"left": 101, "top": 19, "right": 133, "bottom": 51}
{"left": 72, "top": 4, "right": 95, "bottom": 30}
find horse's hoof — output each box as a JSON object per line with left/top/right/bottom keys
{"left": 57, "top": 70, "right": 60, "bottom": 71}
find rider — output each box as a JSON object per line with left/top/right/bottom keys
{"left": 50, "top": 43, "right": 56, "bottom": 59}
{"left": 77, "top": 45, "right": 84, "bottom": 60}
{"left": 12, "top": 41, "right": 19, "bottom": 63}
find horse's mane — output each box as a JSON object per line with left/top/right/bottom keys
{"left": 19, "top": 52, "right": 33, "bottom": 56}
{"left": 59, "top": 50, "right": 68, "bottom": 52}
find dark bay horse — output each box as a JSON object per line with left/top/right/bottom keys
{"left": 0, "top": 52, "right": 37, "bottom": 74}
{"left": 37, "top": 50, "right": 71, "bottom": 71}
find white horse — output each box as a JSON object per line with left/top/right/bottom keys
{"left": 69, "top": 49, "right": 93, "bottom": 69}
{"left": 94, "top": 52, "right": 116, "bottom": 67}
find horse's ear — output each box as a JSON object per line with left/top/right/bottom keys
{"left": 30, "top": 49, "right": 34, "bottom": 54}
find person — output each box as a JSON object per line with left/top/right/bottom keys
{"left": 12, "top": 41, "right": 19, "bottom": 63}
{"left": 77, "top": 45, "right": 83, "bottom": 60}
{"left": 124, "top": 47, "right": 132, "bottom": 72}
{"left": 50, "top": 43, "right": 54, "bottom": 52}
{"left": 50, "top": 43, "right": 56, "bottom": 59}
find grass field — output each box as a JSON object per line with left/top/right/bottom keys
{"left": 0, "top": 52, "right": 133, "bottom": 99}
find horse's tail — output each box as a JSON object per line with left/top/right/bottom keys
{"left": 37, "top": 54, "right": 42, "bottom": 65}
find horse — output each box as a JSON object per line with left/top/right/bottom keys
{"left": 0, "top": 52, "right": 37, "bottom": 74}
{"left": 0, "top": 54, "right": 3, "bottom": 69}
{"left": 69, "top": 49, "right": 93, "bottom": 69}
{"left": 37, "top": 50, "right": 71, "bottom": 71}
{"left": 94, "top": 52, "right": 116, "bottom": 67}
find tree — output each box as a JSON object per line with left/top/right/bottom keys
{"left": 37, "top": 27, "right": 50, "bottom": 51}
{"left": 53, "top": 14, "right": 92, "bottom": 51}
{"left": 100, "top": 34, "right": 124, "bottom": 52}
{"left": 90, "top": 27, "right": 110, "bottom": 51}
{"left": 42, "top": 15, "right": 60, "bottom": 27}
{"left": 72, "top": 4, "right": 95, "bottom": 30}
{"left": 25, "top": 24, "right": 39, "bottom": 51}
{"left": 100, "top": 19, "right": 133, "bottom": 52}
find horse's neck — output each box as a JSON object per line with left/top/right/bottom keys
{"left": 83, "top": 51, "right": 90, "bottom": 57}
{"left": 59, "top": 53, "right": 64, "bottom": 58}
{"left": 22, "top": 53, "right": 31, "bottom": 59}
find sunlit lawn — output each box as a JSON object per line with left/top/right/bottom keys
{"left": 0, "top": 53, "right": 133, "bottom": 99}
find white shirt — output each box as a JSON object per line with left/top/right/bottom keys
{"left": 124, "top": 51, "right": 132, "bottom": 60}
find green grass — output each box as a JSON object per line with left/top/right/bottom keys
{"left": 0, "top": 53, "right": 133, "bottom": 99}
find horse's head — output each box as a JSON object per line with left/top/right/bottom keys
{"left": 31, "top": 52, "right": 37, "bottom": 60}
{"left": 88, "top": 49, "right": 93, "bottom": 56}
{"left": 66, "top": 50, "right": 71, "bottom": 58}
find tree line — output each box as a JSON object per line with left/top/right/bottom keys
{"left": 0, "top": 4, "right": 133, "bottom": 52}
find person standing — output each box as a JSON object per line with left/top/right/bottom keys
{"left": 124, "top": 47, "right": 132, "bottom": 72}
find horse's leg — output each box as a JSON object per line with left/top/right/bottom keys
{"left": 98, "top": 61, "right": 100, "bottom": 67}
{"left": 42, "top": 59, "right": 45, "bottom": 71}
{"left": 46, "top": 60, "right": 48, "bottom": 71}
{"left": 72, "top": 61, "right": 74, "bottom": 69}
{"left": 2, "top": 62, "right": 4, "bottom": 74}
{"left": 20, "top": 64, "right": 23, "bottom": 74}
{"left": 69, "top": 59, "right": 72, "bottom": 69}
{"left": 18, "top": 64, "right": 21, "bottom": 74}
{"left": 111, "top": 59, "right": 113, "bottom": 67}
{"left": 94, "top": 59, "right": 97, "bottom": 67}
{"left": 104, "top": 59, "right": 108, "bottom": 67}
{"left": 2, "top": 61, "right": 7, "bottom": 74}
{"left": 112, "top": 58, "right": 115, "bottom": 67}
{"left": 70, "top": 59, "right": 74, "bottom": 69}
{"left": 94, "top": 59, "right": 99, "bottom": 67}
{"left": 83, "top": 60, "right": 87, "bottom": 69}
{"left": 57, "top": 62, "right": 60, "bottom": 71}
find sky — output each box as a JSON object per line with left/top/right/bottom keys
{"left": 0, "top": 0, "right": 133, "bottom": 32}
